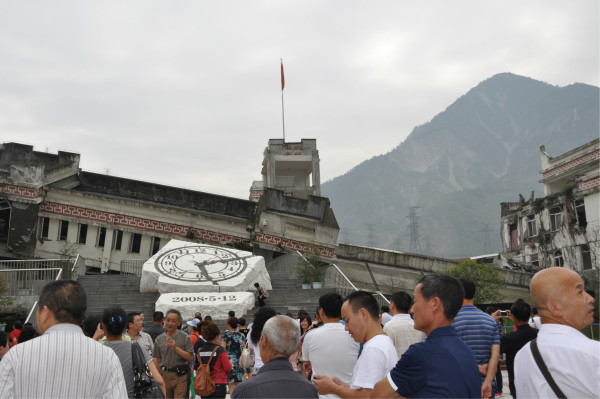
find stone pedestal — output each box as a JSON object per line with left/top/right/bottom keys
{"left": 155, "top": 292, "right": 256, "bottom": 321}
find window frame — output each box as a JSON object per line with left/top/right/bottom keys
{"left": 97, "top": 226, "right": 107, "bottom": 248}
{"left": 549, "top": 207, "right": 562, "bottom": 232}
{"left": 554, "top": 250, "right": 564, "bottom": 267}
{"left": 526, "top": 214, "right": 538, "bottom": 238}
{"left": 130, "top": 233, "right": 142, "bottom": 254}
{"left": 78, "top": 224, "right": 88, "bottom": 244}
{"left": 58, "top": 220, "right": 69, "bottom": 241}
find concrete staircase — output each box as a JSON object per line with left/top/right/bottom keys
{"left": 77, "top": 274, "right": 159, "bottom": 322}
{"left": 77, "top": 252, "right": 333, "bottom": 330}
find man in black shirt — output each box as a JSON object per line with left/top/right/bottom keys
{"left": 146, "top": 311, "right": 167, "bottom": 343}
{"left": 495, "top": 299, "right": 538, "bottom": 398}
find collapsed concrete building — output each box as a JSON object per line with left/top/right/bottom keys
{"left": 500, "top": 138, "right": 599, "bottom": 274}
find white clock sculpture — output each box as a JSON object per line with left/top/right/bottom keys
{"left": 140, "top": 239, "right": 272, "bottom": 320}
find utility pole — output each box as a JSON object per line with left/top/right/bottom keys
{"left": 480, "top": 222, "right": 493, "bottom": 253}
{"left": 408, "top": 206, "right": 422, "bottom": 254}
{"left": 365, "top": 224, "right": 376, "bottom": 247}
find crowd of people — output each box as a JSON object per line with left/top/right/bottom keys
{"left": 0, "top": 267, "right": 597, "bottom": 398}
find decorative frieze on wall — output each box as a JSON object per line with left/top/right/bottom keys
{"left": 575, "top": 176, "right": 600, "bottom": 192}
{"left": 39, "top": 201, "right": 247, "bottom": 244}
{"left": 255, "top": 232, "right": 334, "bottom": 258}
{"left": 0, "top": 184, "right": 41, "bottom": 199}
{"left": 542, "top": 150, "right": 600, "bottom": 179}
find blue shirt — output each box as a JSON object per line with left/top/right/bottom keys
{"left": 388, "top": 326, "right": 480, "bottom": 398}
{"left": 453, "top": 305, "right": 500, "bottom": 364}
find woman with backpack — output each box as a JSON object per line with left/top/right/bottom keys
{"left": 194, "top": 323, "right": 232, "bottom": 398}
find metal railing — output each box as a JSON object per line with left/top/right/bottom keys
{"left": 0, "top": 268, "right": 63, "bottom": 296}
{"left": 324, "top": 263, "right": 358, "bottom": 298}
{"left": 0, "top": 259, "right": 65, "bottom": 270}
{"left": 120, "top": 259, "right": 145, "bottom": 276}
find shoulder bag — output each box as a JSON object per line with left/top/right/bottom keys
{"left": 239, "top": 339, "right": 255, "bottom": 369}
{"left": 530, "top": 339, "right": 567, "bottom": 399}
{"left": 131, "top": 342, "right": 165, "bottom": 399}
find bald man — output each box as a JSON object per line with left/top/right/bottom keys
{"left": 514, "top": 267, "right": 599, "bottom": 398}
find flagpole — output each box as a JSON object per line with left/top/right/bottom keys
{"left": 281, "top": 58, "right": 286, "bottom": 141}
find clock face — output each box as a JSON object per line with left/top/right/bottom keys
{"left": 154, "top": 245, "right": 250, "bottom": 284}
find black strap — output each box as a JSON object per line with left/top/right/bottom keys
{"left": 530, "top": 339, "right": 567, "bottom": 399}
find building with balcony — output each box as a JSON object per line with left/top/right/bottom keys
{"left": 500, "top": 138, "right": 599, "bottom": 273}
{"left": 259, "top": 139, "right": 321, "bottom": 199}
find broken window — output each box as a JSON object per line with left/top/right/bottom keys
{"left": 97, "top": 227, "right": 106, "bottom": 248}
{"left": 574, "top": 199, "right": 587, "bottom": 228}
{"left": 550, "top": 207, "right": 562, "bottom": 232}
{"left": 510, "top": 224, "right": 519, "bottom": 251}
{"left": 130, "top": 233, "right": 142, "bottom": 254}
{"left": 151, "top": 236, "right": 161, "bottom": 255}
{"left": 530, "top": 253, "right": 539, "bottom": 268}
{"left": 554, "top": 250, "right": 564, "bottom": 267}
{"left": 59, "top": 220, "right": 69, "bottom": 241}
{"left": 40, "top": 217, "right": 50, "bottom": 239}
{"left": 526, "top": 215, "right": 538, "bottom": 237}
{"left": 581, "top": 245, "right": 592, "bottom": 270}
{"left": 113, "top": 230, "right": 123, "bottom": 251}
{"left": 78, "top": 224, "right": 88, "bottom": 244}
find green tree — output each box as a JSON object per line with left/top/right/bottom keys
{"left": 445, "top": 260, "right": 505, "bottom": 304}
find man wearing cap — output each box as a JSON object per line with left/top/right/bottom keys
{"left": 186, "top": 318, "right": 201, "bottom": 347}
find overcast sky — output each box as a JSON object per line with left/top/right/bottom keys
{"left": 2, "top": 1, "right": 598, "bottom": 199}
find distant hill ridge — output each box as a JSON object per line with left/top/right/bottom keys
{"left": 322, "top": 73, "right": 599, "bottom": 258}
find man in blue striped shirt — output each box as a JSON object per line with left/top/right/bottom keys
{"left": 453, "top": 277, "right": 500, "bottom": 399}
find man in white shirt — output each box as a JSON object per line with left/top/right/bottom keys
{"left": 0, "top": 280, "right": 127, "bottom": 398}
{"left": 383, "top": 291, "right": 425, "bottom": 358}
{"left": 302, "top": 292, "right": 360, "bottom": 399}
{"left": 380, "top": 305, "right": 392, "bottom": 326}
{"left": 313, "top": 291, "right": 398, "bottom": 398}
{"left": 514, "top": 267, "right": 599, "bottom": 398}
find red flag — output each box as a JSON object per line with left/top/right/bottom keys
{"left": 281, "top": 60, "right": 285, "bottom": 91}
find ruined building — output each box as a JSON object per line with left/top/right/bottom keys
{"left": 0, "top": 140, "right": 338, "bottom": 271}
{"left": 500, "top": 138, "right": 599, "bottom": 273}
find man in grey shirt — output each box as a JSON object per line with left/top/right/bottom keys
{"left": 233, "top": 315, "right": 318, "bottom": 398}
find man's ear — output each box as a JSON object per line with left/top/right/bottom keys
{"left": 429, "top": 296, "right": 442, "bottom": 313}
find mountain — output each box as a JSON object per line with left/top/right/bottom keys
{"left": 322, "top": 73, "right": 599, "bottom": 258}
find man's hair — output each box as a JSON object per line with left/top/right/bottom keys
{"left": 344, "top": 291, "right": 379, "bottom": 320}
{"left": 261, "top": 315, "right": 301, "bottom": 357}
{"left": 319, "top": 292, "right": 344, "bottom": 318}
{"left": 381, "top": 305, "right": 390, "bottom": 313}
{"left": 485, "top": 306, "right": 496, "bottom": 315}
{"left": 510, "top": 299, "right": 531, "bottom": 322}
{"left": 165, "top": 309, "right": 182, "bottom": 322}
{"left": 81, "top": 313, "right": 103, "bottom": 338}
{"left": 152, "top": 311, "right": 164, "bottom": 322}
{"left": 202, "top": 323, "right": 220, "bottom": 341}
{"left": 228, "top": 310, "right": 235, "bottom": 318}
{"left": 254, "top": 282, "right": 260, "bottom": 288}
{"left": 102, "top": 306, "right": 127, "bottom": 336}
{"left": 127, "top": 312, "right": 141, "bottom": 327}
{"left": 458, "top": 277, "right": 476, "bottom": 300}
{"left": 390, "top": 291, "right": 412, "bottom": 313}
{"left": 13, "top": 320, "right": 23, "bottom": 330}
{"left": 419, "top": 273, "right": 464, "bottom": 320}
{"left": 38, "top": 280, "right": 87, "bottom": 324}
{"left": 0, "top": 331, "right": 7, "bottom": 347}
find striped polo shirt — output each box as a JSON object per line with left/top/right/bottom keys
{"left": 452, "top": 305, "right": 500, "bottom": 364}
